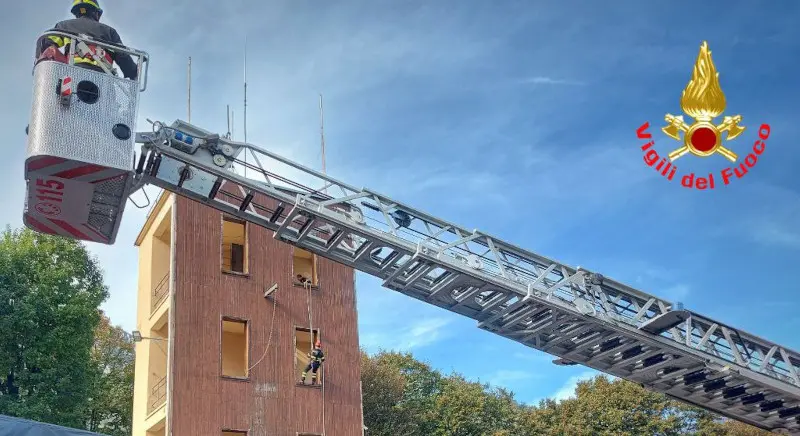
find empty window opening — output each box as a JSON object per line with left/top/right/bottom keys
{"left": 222, "top": 431, "right": 247, "bottom": 436}
{"left": 222, "top": 216, "right": 248, "bottom": 274}
{"left": 295, "top": 327, "right": 322, "bottom": 385}
{"left": 221, "top": 318, "right": 248, "bottom": 378}
{"left": 293, "top": 248, "right": 318, "bottom": 286}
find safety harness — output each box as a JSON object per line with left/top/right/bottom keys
{"left": 75, "top": 38, "right": 114, "bottom": 73}
{"left": 308, "top": 348, "right": 325, "bottom": 363}
{"left": 45, "top": 33, "right": 115, "bottom": 74}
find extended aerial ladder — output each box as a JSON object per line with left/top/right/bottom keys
{"left": 22, "top": 31, "right": 800, "bottom": 434}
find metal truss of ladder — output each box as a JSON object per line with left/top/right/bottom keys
{"left": 133, "top": 120, "right": 800, "bottom": 434}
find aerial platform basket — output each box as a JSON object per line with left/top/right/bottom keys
{"left": 23, "top": 31, "right": 149, "bottom": 244}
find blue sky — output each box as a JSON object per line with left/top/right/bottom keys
{"left": 3, "top": 0, "right": 800, "bottom": 405}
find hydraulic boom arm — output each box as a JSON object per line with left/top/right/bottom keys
{"left": 129, "top": 119, "right": 800, "bottom": 433}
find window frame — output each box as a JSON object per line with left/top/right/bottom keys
{"left": 219, "top": 315, "right": 250, "bottom": 381}
{"left": 221, "top": 214, "right": 249, "bottom": 277}
{"left": 292, "top": 247, "right": 319, "bottom": 289}
{"left": 293, "top": 325, "right": 323, "bottom": 388}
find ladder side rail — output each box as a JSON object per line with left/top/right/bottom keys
{"left": 284, "top": 188, "right": 800, "bottom": 432}
{"left": 134, "top": 129, "right": 800, "bottom": 432}
{"left": 136, "top": 130, "right": 800, "bottom": 388}
{"left": 289, "top": 194, "right": 800, "bottom": 396}
{"left": 138, "top": 149, "right": 800, "bottom": 396}
{"left": 275, "top": 200, "right": 727, "bottom": 392}
{"left": 311, "top": 171, "right": 800, "bottom": 384}
{"left": 223, "top": 140, "right": 800, "bottom": 384}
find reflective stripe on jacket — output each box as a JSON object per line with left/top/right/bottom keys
{"left": 47, "top": 34, "right": 113, "bottom": 68}
{"left": 40, "top": 16, "right": 138, "bottom": 80}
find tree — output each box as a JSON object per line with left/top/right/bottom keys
{"left": 430, "top": 375, "right": 522, "bottom": 436}
{"left": 548, "top": 375, "right": 688, "bottom": 435}
{"left": 717, "top": 419, "right": 772, "bottom": 435}
{"left": 360, "top": 350, "right": 410, "bottom": 436}
{"left": 0, "top": 228, "right": 108, "bottom": 428}
{"left": 359, "top": 349, "right": 774, "bottom": 436}
{"left": 521, "top": 375, "right": 774, "bottom": 436}
{"left": 360, "top": 350, "right": 443, "bottom": 435}
{"left": 85, "top": 312, "right": 135, "bottom": 436}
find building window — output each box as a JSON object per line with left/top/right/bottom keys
{"left": 294, "top": 327, "right": 322, "bottom": 385}
{"left": 222, "top": 432, "right": 247, "bottom": 436}
{"left": 222, "top": 215, "right": 248, "bottom": 274}
{"left": 293, "top": 248, "right": 317, "bottom": 286}
{"left": 221, "top": 318, "right": 248, "bottom": 379}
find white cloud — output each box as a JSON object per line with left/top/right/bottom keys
{"left": 551, "top": 370, "right": 598, "bottom": 402}
{"left": 520, "top": 76, "right": 585, "bottom": 86}
{"left": 360, "top": 317, "right": 452, "bottom": 352}
{"left": 659, "top": 284, "right": 690, "bottom": 302}
{"left": 748, "top": 220, "right": 800, "bottom": 250}
{"left": 705, "top": 182, "right": 800, "bottom": 251}
{"left": 488, "top": 369, "right": 538, "bottom": 388}
{"left": 513, "top": 351, "right": 553, "bottom": 363}
{"left": 587, "top": 260, "right": 691, "bottom": 304}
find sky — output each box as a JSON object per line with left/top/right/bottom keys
{"left": 2, "top": 0, "right": 800, "bottom": 406}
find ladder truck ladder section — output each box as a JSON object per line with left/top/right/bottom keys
{"left": 132, "top": 119, "right": 800, "bottom": 434}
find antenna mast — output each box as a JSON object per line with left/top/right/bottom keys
{"left": 243, "top": 37, "right": 248, "bottom": 177}
{"left": 243, "top": 37, "right": 248, "bottom": 144}
{"left": 319, "top": 94, "right": 327, "bottom": 176}
{"left": 187, "top": 57, "right": 192, "bottom": 122}
{"left": 226, "top": 105, "right": 231, "bottom": 138}
{"left": 319, "top": 93, "right": 328, "bottom": 194}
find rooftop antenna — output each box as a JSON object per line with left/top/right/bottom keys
{"left": 243, "top": 36, "right": 248, "bottom": 177}
{"left": 319, "top": 93, "right": 327, "bottom": 194}
{"left": 226, "top": 105, "right": 231, "bottom": 138}
{"left": 243, "top": 37, "right": 248, "bottom": 144}
{"left": 187, "top": 57, "right": 192, "bottom": 122}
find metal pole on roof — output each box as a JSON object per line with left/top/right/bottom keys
{"left": 187, "top": 57, "right": 191, "bottom": 122}
{"left": 319, "top": 93, "right": 327, "bottom": 194}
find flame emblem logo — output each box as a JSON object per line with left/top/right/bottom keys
{"left": 662, "top": 41, "right": 745, "bottom": 162}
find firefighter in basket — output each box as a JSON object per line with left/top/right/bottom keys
{"left": 36, "top": 0, "right": 138, "bottom": 80}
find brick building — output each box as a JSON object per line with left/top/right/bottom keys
{"left": 131, "top": 192, "right": 364, "bottom": 436}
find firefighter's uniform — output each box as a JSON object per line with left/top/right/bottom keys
{"left": 300, "top": 341, "right": 325, "bottom": 385}
{"left": 36, "top": 0, "right": 138, "bottom": 80}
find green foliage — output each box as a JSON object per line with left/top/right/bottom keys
{"left": 359, "top": 349, "right": 772, "bottom": 436}
{"left": 526, "top": 376, "right": 692, "bottom": 435}
{"left": 360, "top": 351, "right": 442, "bottom": 435}
{"left": 85, "top": 312, "right": 135, "bottom": 436}
{"left": 430, "top": 375, "right": 522, "bottom": 436}
{"left": 360, "top": 350, "right": 412, "bottom": 436}
{"left": 0, "top": 227, "right": 108, "bottom": 428}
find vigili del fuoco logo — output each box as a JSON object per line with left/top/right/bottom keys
{"left": 636, "top": 41, "right": 771, "bottom": 190}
